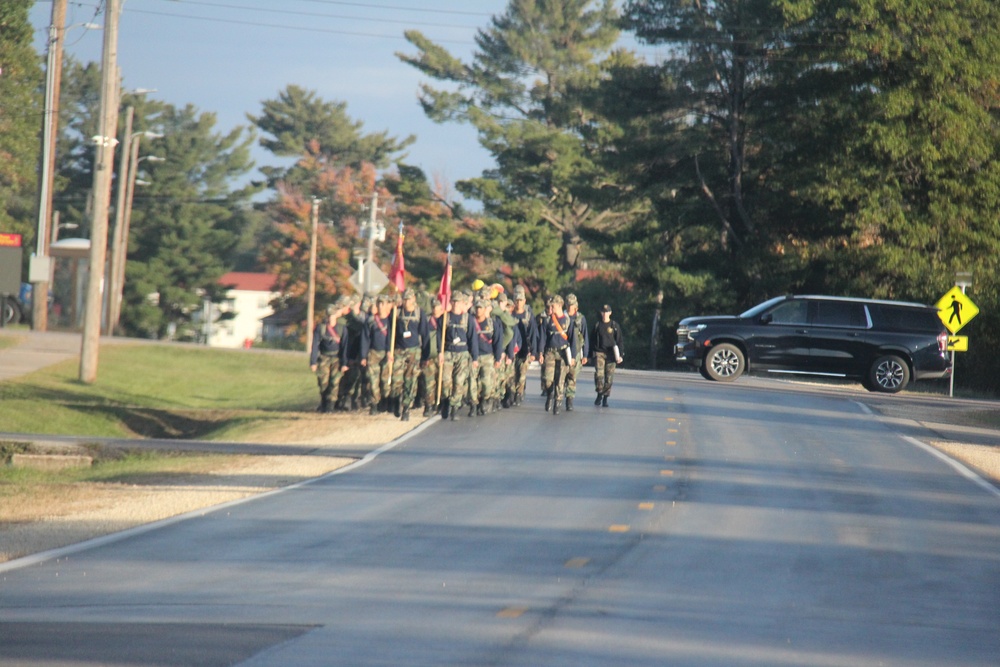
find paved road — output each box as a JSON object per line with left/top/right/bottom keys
{"left": 2, "top": 373, "right": 999, "bottom": 666}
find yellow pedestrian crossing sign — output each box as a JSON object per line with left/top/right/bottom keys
{"left": 947, "top": 336, "right": 968, "bottom": 352}
{"left": 936, "top": 287, "right": 979, "bottom": 334}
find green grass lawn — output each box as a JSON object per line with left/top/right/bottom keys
{"left": 0, "top": 344, "right": 316, "bottom": 440}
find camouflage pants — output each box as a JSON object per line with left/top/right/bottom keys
{"left": 594, "top": 351, "right": 617, "bottom": 396}
{"left": 422, "top": 357, "right": 443, "bottom": 407}
{"left": 315, "top": 354, "right": 345, "bottom": 401}
{"left": 498, "top": 357, "right": 515, "bottom": 400}
{"left": 472, "top": 360, "right": 496, "bottom": 405}
{"left": 390, "top": 347, "right": 421, "bottom": 408}
{"left": 543, "top": 348, "right": 570, "bottom": 403}
{"left": 341, "top": 360, "right": 364, "bottom": 406}
{"left": 441, "top": 351, "right": 472, "bottom": 406}
{"left": 565, "top": 356, "right": 584, "bottom": 398}
{"left": 513, "top": 355, "right": 531, "bottom": 399}
{"left": 366, "top": 350, "right": 392, "bottom": 405}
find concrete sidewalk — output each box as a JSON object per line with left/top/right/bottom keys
{"left": 0, "top": 330, "right": 83, "bottom": 382}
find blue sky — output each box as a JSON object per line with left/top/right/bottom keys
{"left": 30, "top": 0, "right": 509, "bottom": 200}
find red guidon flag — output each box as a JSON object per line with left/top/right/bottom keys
{"left": 388, "top": 225, "right": 405, "bottom": 292}
{"left": 437, "top": 245, "right": 452, "bottom": 306}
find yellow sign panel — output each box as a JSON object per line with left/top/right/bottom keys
{"left": 947, "top": 336, "right": 968, "bottom": 352}
{"left": 936, "top": 287, "right": 979, "bottom": 334}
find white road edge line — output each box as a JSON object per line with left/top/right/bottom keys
{"left": 899, "top": 435, "right": 1000, "bottom": 500}
{"left": 850, "top": 399, "right": 1000, "bottom": 501}
{"left": 0, "top": 417, "right": 441, "bottom": 574}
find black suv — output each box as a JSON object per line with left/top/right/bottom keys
{"left": 675, "top": 295, "right": 951, "bottom": 393}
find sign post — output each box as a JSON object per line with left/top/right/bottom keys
{"left": 935, "top": 274, "right": 979, "bottom": 398}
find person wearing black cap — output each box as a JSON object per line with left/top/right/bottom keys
{"left": 591, "top": 304, "right": 624, "bottom": 407}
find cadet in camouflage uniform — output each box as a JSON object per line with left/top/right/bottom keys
{"left": 539, "top": 294, "right": 577, "bottom": 415}
{"left": 360, "top": 294, "right": 394, "bottom": 415}
{"left": 421, "top": 297, "right": 445, "bottom": 416}
{"left": 338, "top": 295, "right": 366, "bottom": 411}
{"left": 309, "top": 298, "right": 350, "bottom": 413}
{"left": 440, "top": 292, "right": 479, "bottom": 420}
{"left": 563, "top": 293, "right": 590, "bottom": 412}
{"left": 471, "top": 298, "right": 504, "bottom": 416}
{"left": 389, "top": 288, "right": 428, "bottom": 421}
{"left": 509, "top": 285, "right": 536, "bottom": 406}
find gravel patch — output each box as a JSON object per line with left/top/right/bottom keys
{"left": 0, "top": 413, "right": 429, "bottom": 563}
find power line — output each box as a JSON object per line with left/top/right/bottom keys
{"left": 122, "top": 7, "right": 476, "bottom": 43}
{"left": 147, "top": 0, "right": 484, "bottom": 30}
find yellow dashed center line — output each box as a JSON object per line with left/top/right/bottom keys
{"left": 564, "top": 557, "right": 591, "bottom": 568}
{"left": 660, "top": 469, "right": 675, "bottom": 476}
{"left": 638, "top": 502, "right": 655, "bottom": 510}
{"left": 609, "top": 525, "right": 630, "bottom": 533}
{"left": 497, "top": 607, "right": 528, "bottom": 618}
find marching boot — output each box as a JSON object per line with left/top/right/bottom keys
{"left": 468, "top": 403, "right": 476, "bottom": 418}
{"left": 477, "top": 401, "right": 486, "bottom": 416}
{"left": 350, "top": 397, "right": 359, "bottom": 411}
{"left": 369, "top": 403, "right": 378, "bottom": 416}
{"left": 393, "top": 397, "right": 402, "bottom": 418}
{"left": 401, "top": 406, "right": 410, "bottom": 422}
{"left": 566, "top": 397, "right": 574, "bottom": 412}
{"left": 552, "top": 397, "right": 561, "bottom": 415}
{"left": 316, "top": 398, "right": 326, "bottom": 413}
{"left": 602, "top": 395, "right": 609, "bottom": 407}
{"left": 545, "top": 390, "right": 552, "bottom": 412}
{"left": 423, "top": 402, "right": 432, "bottom": 417}
{"left": 449, "top": 403, "right": 460, "bottom": 421}
{"left": 594, "top": 394, "right": 602, "bottom": 406}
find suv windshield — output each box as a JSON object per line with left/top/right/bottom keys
{"left": 740, "top": 296, "right": 786, "bottom": 319}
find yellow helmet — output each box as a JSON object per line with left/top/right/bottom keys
{"left": 471, "top": 279, "right": 485, "bottom": 291}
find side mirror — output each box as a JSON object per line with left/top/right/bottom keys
{"left": 759, "top": 313, "right": 773, "bottom": 325}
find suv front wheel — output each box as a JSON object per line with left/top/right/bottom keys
{"left": 703, "top": 343, "right": 745, "bottom": 382}
{"left": 868, "top": 355, "right": 910, "bottom": 393}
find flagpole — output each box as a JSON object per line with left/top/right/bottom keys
{"left": 387, "top": 224, "right": 405, "bottom": 397}
{"left": 435, "top": 243, "right": 452, "bottom": 408}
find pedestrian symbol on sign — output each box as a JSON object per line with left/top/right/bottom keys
{"left": 935, "top": 287, "right": 979, "bottom": 335}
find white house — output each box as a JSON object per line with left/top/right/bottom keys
{"left": 206, "top": 272, "right": 279, "bottom": 348}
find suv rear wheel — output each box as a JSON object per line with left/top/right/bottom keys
{"left": 703, "top": 343, "right": 745, "bottom": 382}
{"left": 868, "top": 354, "right": 909, "bottom": 393}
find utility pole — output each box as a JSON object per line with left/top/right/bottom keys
{"left": 31, "top": 0, "right": 67, "bottom": 332}
{"left": 79, "top": 0, "right": 121, "bottom": 384}
{"left": 365, "top": 191, "right": 379, "bottom": 295}
{"left": 305, "top": 197, "right": 320, "bottom": 355}
{"left": 105, "top": 104, "right": 133, "bottom": 334}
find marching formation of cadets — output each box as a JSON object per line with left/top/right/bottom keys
{"left": 309, "top": 281, "right": 625, "bottom": 422}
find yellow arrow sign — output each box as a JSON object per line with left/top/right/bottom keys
{"left": 936, "top": 287, "right": 979, "bottom": 334}
{"left": 947, "top": 335, "right": 968, "bottom": 352}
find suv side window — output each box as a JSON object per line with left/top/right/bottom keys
{"left": 813, "top": 301, "right": 867, "bottom": 328}
{"left": 870, "top": 304, "right": 941, "bottom": 333}
{"left": 767, "top": 300, "right": 809, "bottom": 325}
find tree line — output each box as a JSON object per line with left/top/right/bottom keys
{"left": 2, "top": 0, "right": 997, "bottom": 393}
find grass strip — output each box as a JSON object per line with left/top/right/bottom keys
{"left": 0, "top": 343, "right": 315, "bottom": 439}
